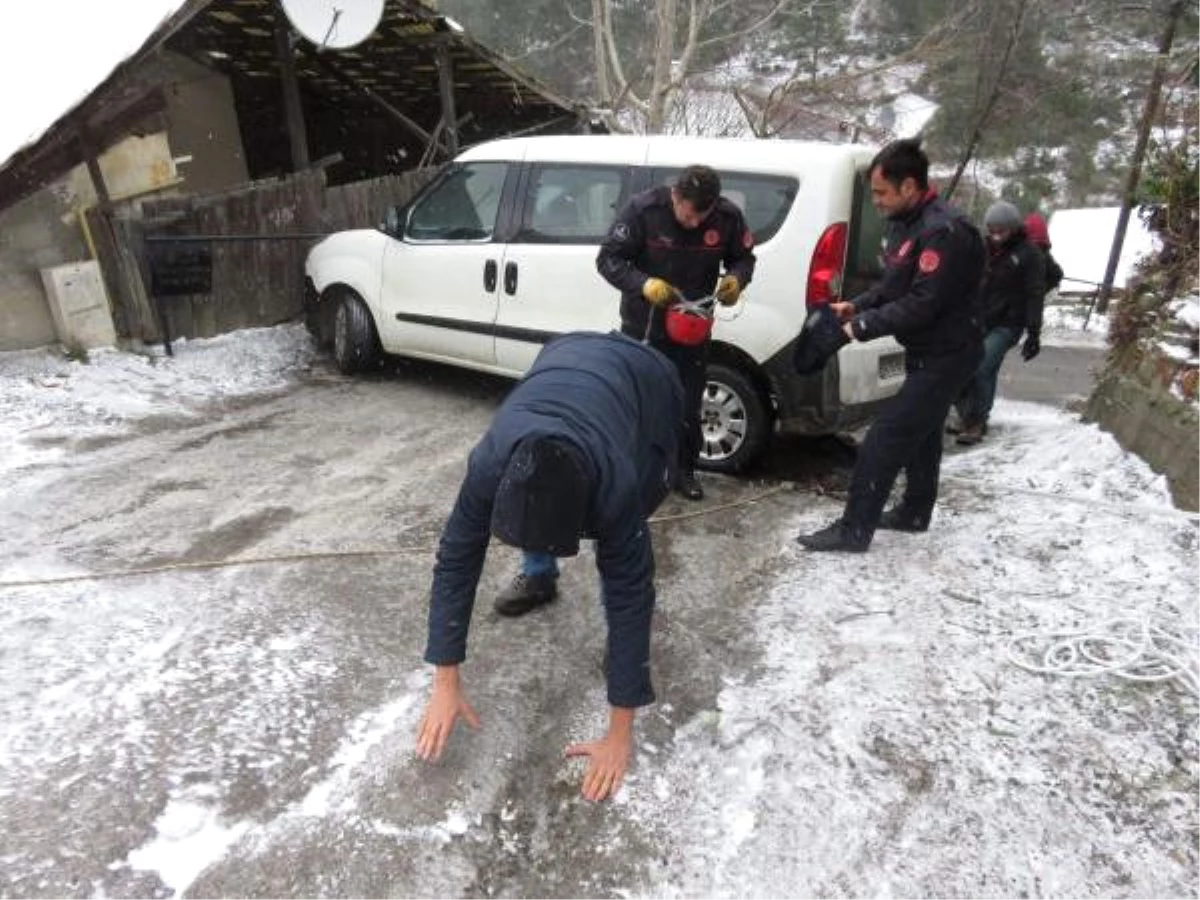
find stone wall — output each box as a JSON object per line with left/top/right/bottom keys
{"left": 1084, "top": 299, "right": 1200, "bottom": 511}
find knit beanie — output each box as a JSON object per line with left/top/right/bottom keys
{"left": 984, "top": 201, "right": 1023, "bottom": 231}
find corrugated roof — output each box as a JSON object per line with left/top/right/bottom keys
{"left": 0, "top": 0, "right": 584, "bottom": 209}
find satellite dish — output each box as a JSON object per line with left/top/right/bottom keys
{"left": 279, "top": 0, "right": 385, "bottom": 51}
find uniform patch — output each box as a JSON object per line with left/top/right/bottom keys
{"left": 897, "top": 239, "right": 914, "bottom": 258}
{"left": 918, "top": 249, "right": 941, "bottom": 273}
{"left": 743, "top": 229, "right": 754, "bottom": 249}
{"left": 704, "top": 228, "right": 720, "bottom": 247}
{"left": 613, "top": 223, "right": 629, "bottom": 241}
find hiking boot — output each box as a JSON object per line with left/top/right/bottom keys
{"left": 878, "top": 506, "right": 930, "bottom": 533}
{"left": 493, "top": 572, "right": 558, "bottom": 617}
{"left": 795, "top": 520, "right": 870, "bottom": 553}
{"left": 676, "top": 471, "right": 704, "bottom": 501}
{"left": 956, "top": 423, "right": 984, "bottom": 446}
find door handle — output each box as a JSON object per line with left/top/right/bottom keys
{"left": 504, "top": 261, "right": 518, "bottom": 295}
{"left": 483, "top": 259, "right": 497, "bottom": 292}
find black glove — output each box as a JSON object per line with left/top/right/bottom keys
{"left": 1021, "top": 334, "right": 1040, "bottom": 361}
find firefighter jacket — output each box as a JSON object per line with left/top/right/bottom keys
{"left": 596, "top": 186, "right": 757, "bottom": 343}
{"left": 424, "top": 331, "right": 684, "bottom": 709}
{"left": 981, "top": 230, "right": 1047, "bottom": 337}
{"left": 850, "top": 191, "right": 986, "bottom": 358}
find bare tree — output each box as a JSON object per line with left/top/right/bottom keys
{"left": 589, "top": 0, "right": 792, "bottom": 133}
{"left": 736, "top": 3, "right": 978, "bottom": 141}
{"left": 943, "top": 0, "right": 1032, "bottom": 199}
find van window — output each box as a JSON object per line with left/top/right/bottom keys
{"left": 652, "top": 168, "right": 798, "bottom": 244}
{"left": 518, "top": 164, "right": 630, "bottom": 243}
{"left": 844, "top": 167, "right": 886, "bottom": 295}
{"left": 406, "top": 162, "right": 508, "bottom": 241}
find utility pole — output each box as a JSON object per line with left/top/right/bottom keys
{"left": 1095, "top": 0, "right": 1184, "bottom": 314}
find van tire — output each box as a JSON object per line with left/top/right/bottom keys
{"left": 698, "top": 362, "right": 772, "bottom": 474}
{"left": 332, "top": 292, "right": 381, "bottom": 374}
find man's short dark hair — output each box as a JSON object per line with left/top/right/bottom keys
{"left": 869, "top": 138, "right": 929, "bottom": 191}
{"left": 674, "top": 165, "right": 721, "bottom": 211}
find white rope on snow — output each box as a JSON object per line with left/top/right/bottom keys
{"left": 1007, "top": 614, "right": 1200, "bottom": 696}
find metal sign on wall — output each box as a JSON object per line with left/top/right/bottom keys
{"left": 147, "top": 239, "right": 213, "bottom": 297}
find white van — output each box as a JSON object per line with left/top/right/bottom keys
{"left": 304, "top": 134, "right": 905, "bottom": 472}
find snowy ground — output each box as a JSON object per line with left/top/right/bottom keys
{"left": 0, "top": 319, "right": 1196, "bottom": 898}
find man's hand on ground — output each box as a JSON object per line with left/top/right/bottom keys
{"left": 416, "top": 665, "right": 480, "bottom": 761}
{"left": 564, "top": 706, "right": 635, "bottom": 801}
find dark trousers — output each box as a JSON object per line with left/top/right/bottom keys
{"left": 654, "top": 338, "right": 707, "bottom": 473}
{"left": 621, "top": 324, "right": 707, "bottom": 474}
{"left": 956, "top": 325, "right": 1020, "bottom": 426}
{"left": 843, "top": 341, "right": 982, "bottom": 538}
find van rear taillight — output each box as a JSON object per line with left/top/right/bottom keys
{"left": 806, "top": 222, "right": 848, "bottom": 308}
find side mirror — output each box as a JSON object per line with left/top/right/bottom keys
{"left": 381, "top": 204, "right": 405, "bottom": 237}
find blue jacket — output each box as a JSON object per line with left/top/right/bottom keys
{"left": 424, "top": 331, "right": 685, "bottom": 708}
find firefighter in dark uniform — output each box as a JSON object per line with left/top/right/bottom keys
{"left": 596, "top": 165, "right": 757, "bottom": 501}
{"left": 416, "top": 331, "right": 684, "bottom": 802}
{"left": 798, "top": 138, "right": 986, "bottom": 553}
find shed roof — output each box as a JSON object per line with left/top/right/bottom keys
{"left": 0, "top": 0, "right": 584, "bottom": 210}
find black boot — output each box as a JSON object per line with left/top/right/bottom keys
{"left": 676, "top": 470, "right": 704, "bottom": 501}
{"left": 878, "top": 506, "right": 930, "bottom": 533}
{"left": 796, "top": 519, "right": 871, "bottom": 552}
{"left": 493, "top": 573, "right": 558, "bottom": 617}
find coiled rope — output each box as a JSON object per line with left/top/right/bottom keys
{"left": 1007, "top": 615, "right": 1199, "bottom": 697}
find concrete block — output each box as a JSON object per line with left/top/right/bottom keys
{"left": 39, "top": 260, "right": 117, "bottom": 350}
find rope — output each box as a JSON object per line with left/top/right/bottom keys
{"left": 0, "top": 546, "right": 433, "bottom": 591}
{"left": 0, "top": 484, "right": 789, "bottom": 591}
{"left": 941, "top": 474, "right": 1200, "bottom": 523}
{"left": 1007, "top": 614, "right": 1199, "bottom": 697}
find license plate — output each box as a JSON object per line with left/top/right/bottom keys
{"left": 878, "top": 352, "right": 905, "bottom": 380}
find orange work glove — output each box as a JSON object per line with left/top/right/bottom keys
{"left": 716, "top": 275, "right": 742, "bottom": 306}
{"left": 642, "top": 278, "right": 675, "bottom": 307}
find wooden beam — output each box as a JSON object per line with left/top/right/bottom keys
{"left": 273, "top": 3, "right": 310, "bottom": 171}
{"left": 78, "top": 131, "right": 113, "bottom": 210}
{"left": 309, "top": 53, "right": 453, "bottom": 160}
{"left": 435, "top": 42, "right": 459, "bottom": 156}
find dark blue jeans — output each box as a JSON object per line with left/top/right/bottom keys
{"left": 957, "top": 326, "right": 1020, "bottom": 427}
{"left": 521, "top": 551, "right": 559, "bottom": 579}
{"left": 843, "top": 341, "right": 983, "bottom": 540}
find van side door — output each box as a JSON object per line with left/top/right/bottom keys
{"left": 492, "top": 162, "right": 635, "bottom": 373}
{"left": 379, "top": 161, "right": 515, "bottom": 366}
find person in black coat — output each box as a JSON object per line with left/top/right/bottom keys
{"left": 797, "top": 138, "right": 986, "bottom": 553}
{"left": 416, "top": 331, "right": 684, "bottom": 802}
{"left": 954, "top": 201, "right": 1047, "bottom": 445}
{"left": 597, "top": 165, "right": 756, "bottom": 501}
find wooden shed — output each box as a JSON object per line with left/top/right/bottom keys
{"left": 0, "top": 0, "right": 590, "bottom": 349}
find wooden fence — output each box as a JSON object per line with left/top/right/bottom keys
{"left": 89, "top": 166, "right": 439, "bottom": 345}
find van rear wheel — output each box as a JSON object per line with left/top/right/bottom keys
{"left": 698, "top": 363, "right": 772, "bottom": 474}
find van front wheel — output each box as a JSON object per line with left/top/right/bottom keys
{"left": 698, "top": 363, "right": 772, "bottom": 474}
{"left": 332, "top": 291, "right": 381, "bottom": 375}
